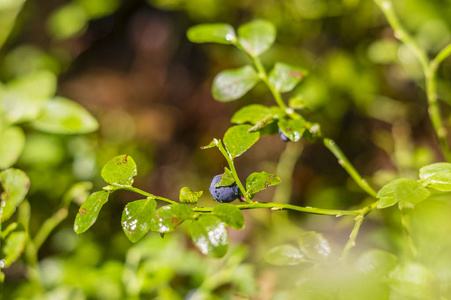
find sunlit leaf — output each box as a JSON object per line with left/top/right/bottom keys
{"left": 269, "top": 62, "right": 308, "bottom": 93}
{"left": 377, "top": 178, "right": 406, "bottom": 209}
{"left": 2, "top": 231, "right": 27, "bottom": 268}
{"left": 200, "top": 138, "right": 219, "bottom": 150}
{"left": 356, "top": 249, "right": 398, "bottom": 276}
{"left": 0, "top": 168, "right": 30, "bottom": 222}
{"left": 31, "top": 97, "right": 99, "bottom": 134}
{"left": 237, "top": 20, "right": 276, "bottom": 56}
{"left": 77, "top": 0, "right": 120, "bottom": 18}
{"left": 101, "top": 155, "right": 137, "bottom": 187}
{"left": 264, "top": 244, "right": 304, "bottom": 265}
{"left": 189, "top": 215, "right": 229, "bottom": 258}
{"left": 0, "top": 0, "right": 25, "bottom": 50}
{"left": 424, "top": 171, "right": 451, "bottom": 191}
{"left": 214, "top": 167, "right": 235, "bottom": 187}
{"left": 187, "top": 23, "right": 236, "bottom": 44}
{"left": 74, "top": 191, "right": 109, "bottom": 234}
{"left": 212, "top": 203, "right": 244, "bottom": 229}
{"left": 419, "top": 163, "right": 451, "bottom": 180}
{"left": 289, "top": 96, "right": 309, "bottom": 110}
{"left": 245, "top": 171, "right": 281, "bottom": 198}
{"left": 394, "top": 179, "right": 430, "bottom": 209}
{"left": 388, "top": 263, "right": 438, "bottom": 299}
{"left": 212, "top": 65, "right": 259, "bottom": 102}
{"left": 122, "top": 198, "right": 157, "bottom": 243}
{"left": 47, "top": 3, "right": 87, "bottom": 39}
{"left": 0, "top": 126, "right": 25, "bottom": 169}
{"left": 231, "top": 104, "right": 272, "bottom": 125}
{"left": 223, "top": 124, "right": 260, "bottom": 158}
{"left": 150, "top": 204, "right": 193, "bottom": 233}
{"left": 278, "top": 118, "right": 307, "bottom": 142}
{"left": 298, "top": 231, "right": 331, "bottom": 261}
{"left": 179, "top": 187, "right": 203, "bottom": 204}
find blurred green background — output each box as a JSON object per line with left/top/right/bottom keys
{"left": 3, "top": 0, "right": 451, "bottom": 298}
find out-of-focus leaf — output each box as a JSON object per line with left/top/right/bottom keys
{"left": 212, "top": 65, "right": 259, "bottom": 102}
{"left": 212, "top": 203, "right": 244, "bottom": 229}
{"left": 424, "top": 172, "right": 451, "bottom": 191}
{"left": 76, "top": 0, "right": 120, "bottom": 19}
{"left": 278, "top": 118, "right": 307, "bottom": 142}
{"left": 47, "top": 3, "right": 87, "bottom": 39}
{"left": 223, "top": 125, "right": 260, "bottom": 158}
{"left": 187, "top": 23, "right": 236, "bottom": 44}
{"left": 214, "top": 167, "right": 235, "bottom": 187}
{"left": 179, "top": 187, "right": 203, "bottom": 204}
{"left": 150, "top": 204, "right": 193, "bottom": 233}
{"left": 356, "top": 249, "right": 398, "bottom": 276}
{"left": 288, "top": 96, "right": 309, "bottom": 110}
{"left": 237, "top": 20, "right": 276, "bottom": 56}
{"left": 122, "top": 198, "right": 157, "bottom": 243}
{"left": 2, "top": 231, "right": 27, "bottom": 268}
{"left": 388, "top": 263, "right": 439, "bottom": 299}
{"left": 377, "top": 178, "right": 406, "bottom": 208}
{"left": 31, "top": 97, "right": 99, "bottom": 134}
{"left": 245, "top": 171, "right": 281, "bottom": 198}
{"left": 0, "top": 168, "right": 30, "bottom": 222}
{"left": 419, "top": 163, "right": 451, "bottom": 180}
{"left": 0, "top": 126, "right": 25, "bottom": 169}
{"left": 189, "top": 215, "right": 229, "bottom": 258}
{"left": 264, "top": 244, "right": 304, "bottom": 265}
{"left": 0, "top": 0, "right": 25, "bottom": 50}
{"left": 298, "top": 231, "right": 331, "bottom": 261}
{"left": 231, "top": 104, "right": 272, "bottom": 124}
{"left": 269, "top": 62, "right": 308, "bottom": 93}
{"left": 74, "top": 191, "right": 109, "bottom": 234}
{"left": 101, "top": 155, "right": 137, "bottom": 187}
{"left": 394, "top": 179, "right": 430, "bottom": 209}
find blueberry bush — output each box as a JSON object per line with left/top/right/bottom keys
{"left": 3, "top": 0, "right": 451, "bottom": 299}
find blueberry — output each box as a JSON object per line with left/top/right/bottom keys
{"left": 279, "top": 128, "right": 291, "bottom": 142}
{"left": 209, "top": 174, "right": 241, "bottom": 203}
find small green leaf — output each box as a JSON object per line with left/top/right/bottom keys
{"left": 122, "top": 198, "right": 157, "bottom": 243}
{"left": 278, "top": 118, "right": 307, "bottom": 142}
{"left": 2, "top": 231, "right": 27, "bottom": 268}
{"left": 298, "top": 231, "right": 331, "bottom": 261}
{"left": 47, "top": 3, "right": 87, "bottom": 39}
{"left": 264, "top": 244, "right": 304, "bottom": 266}
{"left": 189, "top": 215, "right": 229, "bottom": 258}
{"left": 394, "top": 179, "right": 430, "bottom": 209}
{"left": 200, "top": 138, "right": 219, "bottom": 150}
{"left": 214, "top": 167, "right": 235, "bottom": 187}
{"left": 74, "top": 191, "right": 109, "bottom": 234}
{"left": 0, "top": 0, "right": 25, "bottom": 51}
{"left": 424, "top": 171, "right": 451, "bottom": 191}
{"left": 237, "top": 20, "right": 276, "bottom": 56}
{"left": 187, "top": 23, "right": 236, "bottom": 44}
{"left": 231, "top": 104, "right": 272, "bottom": 125}
{"left": 419, "top": 163, "right": 451, "bottom": 180}
{"left": 0, "top": 126, "right": 25, "bottom": 169}
{"left": 31, "top": 97, "right": 99, "bottom": 134}
{"left": 101, "top": 155, "right": 137, "bottom": 187}
{"left": 377, "top": 178, "right": 406, "bottom": 208}
{"left": 223, "top": 124, "right": 260, "bottom": 158}
{"left": 179, "top": 187, "right": 203, "bottom": 204}
{"left": 356, "top": 249, "right": 398, "bottom": 276}
{"left": 289, "top": 96, "right": 309, "bottom": 110}
{"left": 0, "top": 168, "right": 30, "bottom": 222}
{"left": 245, "top": 171, "right": 281, "bottom": 198}
{"left": 212, "top": 65, "right": 259, "bottom": 102}
{"left": 150, "top": 204, "right": 193, "bottom": 233}
{"left": 212, "top": 203, "right": 245, "bottom": 229}
{"left": 268, "top": 62, "right": 308, "bottom": 93}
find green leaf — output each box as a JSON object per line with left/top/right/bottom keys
{"left": 187, "top": 23, "right": 236, "bottom": 44}
{"left": 179, "top": 187, "right": 203, "bottom": 204}
{"left": 289, "top": 96, "right": 309, "bottom": 110}
{"left": 264, "top": 244, "right": 304, "bottom": 266}
{"left": 231, "top": 104, "right": 272, "bottom": 125}
{"left": 214, "top": 167, "right": 235, "bottom": 187}
{"left": 122, "top": 198, "right": 157, "bottom": 243}
{"left": 394, "top": 179, "right": 430, "bottom": 209}
{"left": 150, "top": 204, "right": 193, "bottom": 233}
{"left": 419, "top": 163, "right": 451, "bottom": 180}
{"left": 0, "top": 126, "right": 25, "bottom": 169}
{"left": 212, "top": 65, "right": 259, "bottom": 102}
{"left": 298, "top": 231, "right": 331, "bottom": 261}
{"left": 0, "top": 168, "right": 30, "bottom": 222}
{"left": 237, "top": 20, "right": 276, "bottom": 56}
{"left": 0, "top": 0, "right": 25, "bottom": 51}
{"left": 356, "top": 249, "right": 398, "bottom": 276}
{"left": 424, "top": 171, "right": 451, "bottom": 191}
{"left": 245, "top": 171, "right": 281, "bottom": 198}
{"left": 212, "top": 203, "right": 244, "bottom": 229}
{"left": 388, "top": 263, "right": 438, "bottom": 299}
{"left": 223, "top": 124, "right": 260, "bottom": 158}
{"left": 189, "top": 215, "right": 229, "bottom": 258}
{"left": 268, "top": 62, "right": 308, "bottom": 93}
{"left": 101, "top": 155, "right": 137, "bottom": 187}
{"left": 377, "top": 178, "right": 406, "bottom": 208}
{"left": 31, "top": 97, "right": 99, "bottom": 134}
{"left": 47, "top": 3, "right": 87, "bottom": 39}
{"left": 74, "top": 191, "right": 109, "bottom": 234}
{"left": 278, "top": 118, "right": 307, "bottom": 142}
{"left": 2, "top": 231, "right": 27, "bottom": 268}
{"left": 200, "top": 138, "right": 219, "bottom": 150}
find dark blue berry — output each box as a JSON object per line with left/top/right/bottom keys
{"left": 209, "top": 174, "right": 241, "bottom": 203}
{"left": 279, "top": 128, "right": 291, "bottom": 142}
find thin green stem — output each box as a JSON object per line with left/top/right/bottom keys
{"left": 433, "top": 43, "right": 451, "bottom": 66}
{"left": 33, "top": 208, "right": 68, "bottom": 250}
{"left": 216, "top": 140, "right": 252, "bottom": 204}
{"left": 113, "top": 186, "right": 178, "bottom": 205}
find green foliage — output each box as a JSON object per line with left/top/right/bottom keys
{"left": 269, "top": 62, "right": 308, "bottom": 93}
{"left": 150, "top": 204, "right": 193, "bottom": 233}
{"left": 212, "top": 203, "right": 244, "bottom": 229}
{"left": 0, "top": 126, "right": 25, "bottom": 169}
{"left": 189, "top": 215, "right": 229, "bottom": 258}
{"left": 214, "top": 167, "right": 235, "bottom": 187}
{"left": 278, "top": 118, "right": 307, "bottom": 142}
{"left": 231, "top": 104, "right": 273, "bottom": 124}
{"left": 0, "top": 168, "right": 30, "bottom": 222}
{"left": 122, "top": 198, "right": 157, "bottom": 243}
{"left": 187, "top": 23, "right": 236, "bottom": 44}
{"left": 101, "top": 155, "right": 137, "bottom": 187}
{"left": 179, "top": 187, "right": 203, "bottom": 204}
{"left": 420, "top": 163, "right": 451, "bottom": 191}
{"left": 245, "top": 171, "right": 281, "bottom": 198}
{"left": 264, "top": 244, "right": 304, "bottom": 265}
{"left": 237, "top": 20, "right": 276, "bottom": 56}
{"left": 2, "top": 231, "right": 27, "bottom": 268}
{"left": 212, "top": 65, "right": 259, "bottom": 101}
{"left": 223, "top": 124, "right": 260, "bottom": 158}
{"left": 74, "top": 191, "right": 109, "bottom": 234}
